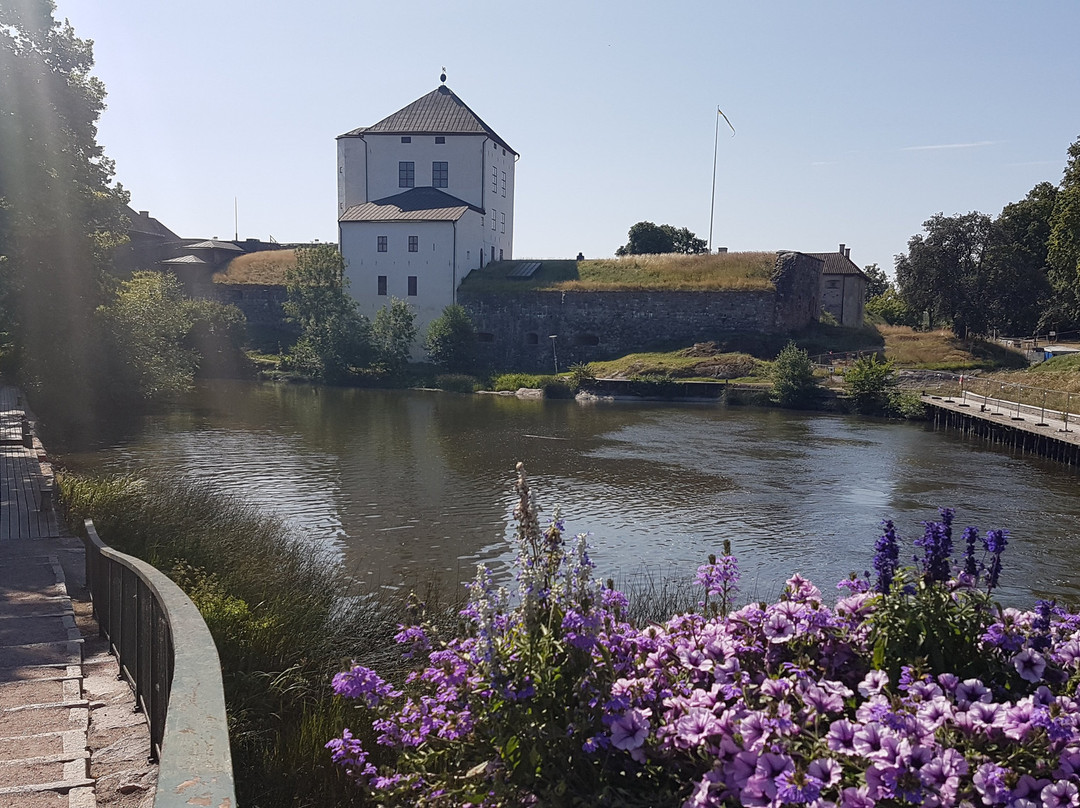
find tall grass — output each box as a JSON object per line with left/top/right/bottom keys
{"left": 213, "top": 249, "right": 298, "bottom": 285}
{"left": 58, "top": 472, "right": 449, "bottom": 808}
{"left": 461, "top": 252, "right": 776, "bottom": 294}
{"left": 880, "top": 326, "right": 1028, "bottom": 370}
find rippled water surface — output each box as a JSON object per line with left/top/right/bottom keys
{"left": 58, "top": 381, "right": 1080, "bottom": 607}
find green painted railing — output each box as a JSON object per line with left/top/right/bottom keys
{"left": 83, "top": 519, "right": 237, "bottom": 808}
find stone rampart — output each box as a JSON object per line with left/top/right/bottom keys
{"left": 461, "top": 251, "right": 822, "bottom": 371}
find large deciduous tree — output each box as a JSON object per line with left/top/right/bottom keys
{"left": 895, "top": 212, "right": 993, "bottom": 337}
{"left": 0, "top": 0, "right": 129, "bottom": 402}
{"left": 615, "top": 221, "right": 707, "bottom": 256}
{"left": 283, "top": 245, "right": 372, "bottom": 383}
{"left": 1048, "top": 136, "right": 1080, "bottom": 326}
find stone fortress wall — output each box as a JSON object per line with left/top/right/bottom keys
{"left": 460, "top": 251, "right": 823, "bottom": 372}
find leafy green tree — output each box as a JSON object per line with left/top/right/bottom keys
{"left": 865, "top": 288, "right": 917, "bottom": 327}
{"left": 373, "top": 297, "right": 417, "bottom": 376}
{"left": 615, "top": 221, "right": 707, "bottom": 255}
{"left": 863, "top": 263, "right": 890, "bottom": 299}
{"left": 96, "top": 272, "right": 228, "bottom": 400}
{"left": 0, "top": 0, "right": 129, "bottom": 405}
{"left": 845, "top": 354, "right": 895, "bottom": 414}
{"left": 1048, "top": 136, "right": 1080, "bottom": 327}
{"left": 424, "top": 304, "right": 475, "bottom": 372}
{"left": 770, "top": 341, "right": 818, "bottom": 408}
{"left": 983, "top": 182, "right": 1056, "bottom": 335}
{"left": 283, "top": 245, "right": 372, "bottom": 382}
{"left": 895, "top": 212, "right": 993, "bottom": 337}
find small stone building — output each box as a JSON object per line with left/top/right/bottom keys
{"left": 810, "top": 244, "right": 868, "bottom": 327}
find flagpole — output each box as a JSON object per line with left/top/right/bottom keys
{"left": 708, "top": 107, "right": 719, "bottom": 253}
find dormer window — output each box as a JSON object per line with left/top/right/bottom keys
{"left": 401, "top": 136, "right": 411, "bottom": 143}
{"left": 435, "top": 136, "right": 445, "bottom": 144}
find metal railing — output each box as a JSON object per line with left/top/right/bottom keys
{"left": 83, "top": 519, "right": 237, "bottom": 808}
{"left": 917, "top": 374, "right": 1080, "bottom": 425}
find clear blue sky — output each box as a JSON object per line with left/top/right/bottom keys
{"left": 56, "top": 0, "right": 1080, "bottom": 275}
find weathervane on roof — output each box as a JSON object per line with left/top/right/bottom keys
{"left": 440, "top": 67, "right": 447, "bottom": 84}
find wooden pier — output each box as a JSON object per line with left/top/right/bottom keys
{"left": 921, "top": 391, "right": 1080, "bottom": 466}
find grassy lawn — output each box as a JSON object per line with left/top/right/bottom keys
{"left": 587, "top": 347, "right": 766, "bottom": 382}
{"left": 459, "top": 252, "right": 776, "bottom": 294}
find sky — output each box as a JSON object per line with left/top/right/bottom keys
{"left": 54, "top": 0, "right": 1080, "bottom": 276}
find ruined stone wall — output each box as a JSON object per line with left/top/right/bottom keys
{"left": 212, "top": 283, "right": 297, "bottom": 348}
{"left": 461, "top": 251, "right": 823, "bottom": 371}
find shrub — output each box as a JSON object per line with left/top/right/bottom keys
{"left": 434, "top": 373, "right": 477, "bottom": 394}
{"left": 491, "top": 373, "right": 546, "bottom": 391}
{"left": 567, "top": 362, "right": 596, "bottom": 392}
{"left": 845, "top": 354, "right": 895, "bottom": 414}
{"left": 770, "top": 340, "right": 819, "bottom": 408}
{"left": 424, "top": 304, "right": 476, "bottom": 373}
{"left": 372, "top": 298, "right": 418, "bottom": 377}
{"left": 329, "top": 469, "right": 1080, "bottom": 808}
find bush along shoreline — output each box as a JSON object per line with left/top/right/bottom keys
{"left": 328, "top": 465, "right": 1080, "bottom": 807}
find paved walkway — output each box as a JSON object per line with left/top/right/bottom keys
{"left": 0, "top": 385, "right": 156, "bottom": 808}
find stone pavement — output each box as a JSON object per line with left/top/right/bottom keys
{"left": 0, "top": 385, "right": 157, "bottom": 808}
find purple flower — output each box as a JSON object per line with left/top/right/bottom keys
{"left": 775, "top": 768, "right": 823, "bottom": 804}
{"left": 983, "top": 528, "right": 1009, "bottom": 591}
{"left": 961, "top": 525, "right": 980, "bottom": 577}
{"left": 915, "top": 513, "right": 953, "bottom": 584}
{"left": 873, "top": 520, "right": 900, "bottom": 594}
{"left": 325, "top": 728, "right": 377, "bottom": 779}
{"left": 762, "top": 609, "right": 797, "bottom": 643}
{"left": 609, "top": 707, "right": 651, "bottom": 752}
{"left": 1014, "top": 648, "right": 1048, "bottom": 683}
{"left": 858, "top": 669, "right": 889, "bottom": 698}
{"left": 331, "top": 663, "right": 401, "bottom": 707}
{"left": 973, "top": 761, "right": 1010, "bottom": 805}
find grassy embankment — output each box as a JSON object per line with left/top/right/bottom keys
{"left": 459, "top": 251, "right": 776, "bottom": 294}
{"left": 59, "top": 472, "right": 453, "bottom": 808}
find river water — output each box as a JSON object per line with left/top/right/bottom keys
{"left": 57, "top": 380, "right": 1080, "bottom": 608}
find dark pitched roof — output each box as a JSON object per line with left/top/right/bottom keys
{"left": 186, "top": 239, "right": 244, "bottom": 251}
{"left": 339, "top": 85, "right": 517, "bottom": 155}
{"left": 807, "top": 252, "right": 868, "bottom": 277}
{"left": 340, "top": 187, "right": 483, "bottom": 224}
{"left": 126, "top": 206, "right": 181, "bottom": 240}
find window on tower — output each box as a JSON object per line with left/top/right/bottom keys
{"left": 399, "top": 161, "right": 415, "bottom": 188}
{"left": 432, "top": 161, "right": 448, "bottom": 188}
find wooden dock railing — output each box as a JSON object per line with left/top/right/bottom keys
{"left": 83, "top": 519, "right": 237, "bottom": 808}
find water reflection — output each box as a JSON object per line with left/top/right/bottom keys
{"left": 57, "top": 381, "right": 1080, "bottom": 608}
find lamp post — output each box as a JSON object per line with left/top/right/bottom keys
{"left": 549, "top": 334, "right": 558, "bottom": 375}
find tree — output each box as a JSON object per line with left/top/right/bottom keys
{"left": 770, "top": 341, "right": 818, "bottom": 408}
{"left": 1048, "top": 136, "right": 1080, "bottom": 327}
{"left": 373, "top": 298, "right": 417, "bottom": 376}
{"left": 983, "top": 182, "right": 1056, "bottom": 335}
{"left": 845, "top": 354, "right": 896, "bottom": 415}
{"left": 865, "top": 288, "right": 917, "bottom": 327}
{"left": 424, "top": 304, "right": 476, "bottom": 372}
{"left": 283, "top": 245, "right": 372, "bottom": 383}
{"left": 0, "top": 0, "right": 129, "bottom": 405}
{"left": 863, "top": 263, "right": 890, "bottom": 299}
{"left": 615, "top": 221, "right": 707, "bottom": 255}
{"left": 895, "top": 212, "right": 993, "bottom": 337}
{"left": 96, "top": 271, "right": 247, "bottom": 400}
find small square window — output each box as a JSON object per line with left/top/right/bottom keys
{"left": 377, "top": 235, "right": 387, "bottom": 252}
{"left": 435, "top": 136, "right": 445, "bottom": 144}
{"left": 399, "top": 161, "right": 414, "bottom": 188}
{"left": 377, "top": 275, "right": 387, "bottom": 295}
{"left": 401, "top": 136, "right": 411, "bottom": 143}
{"left": 408, "top": 235, "right": 418, "bottom": 252}
{"left": 432, "top": 161, "right": 448, "bottom": 188}
{"left": 407, "top": 276, "right": 417, "bottom": 296}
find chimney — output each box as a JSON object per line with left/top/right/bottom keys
{"left": 838, "top": 242, "right": 845, "bottom": 255}
{"left": 139, "top": 210, "right": 150, "bottom": 218}
{"left": 845, "top": 248, "right": 851, "bottom": 259}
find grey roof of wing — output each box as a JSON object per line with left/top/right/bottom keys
{"left": 186, "top": 239, "right": 244, "bottom": 251}
{"left": 807, "top": 252, "right": 868, "bottom": 277}
{"left": 161, "top": 254, "right": 208, "bottom": 264}
{"left": 338, "top": 85, "right": 517, "bottom": 155}
{"left": 339, "top": 187, "right": 482, "bottom": 223}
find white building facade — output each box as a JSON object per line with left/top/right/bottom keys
{"left": 337, "top": 83, "right": 517, "bottom": 343}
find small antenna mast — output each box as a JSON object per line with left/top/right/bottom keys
{"left": 234, "top": 196, "right": 238, "bottom": 241}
